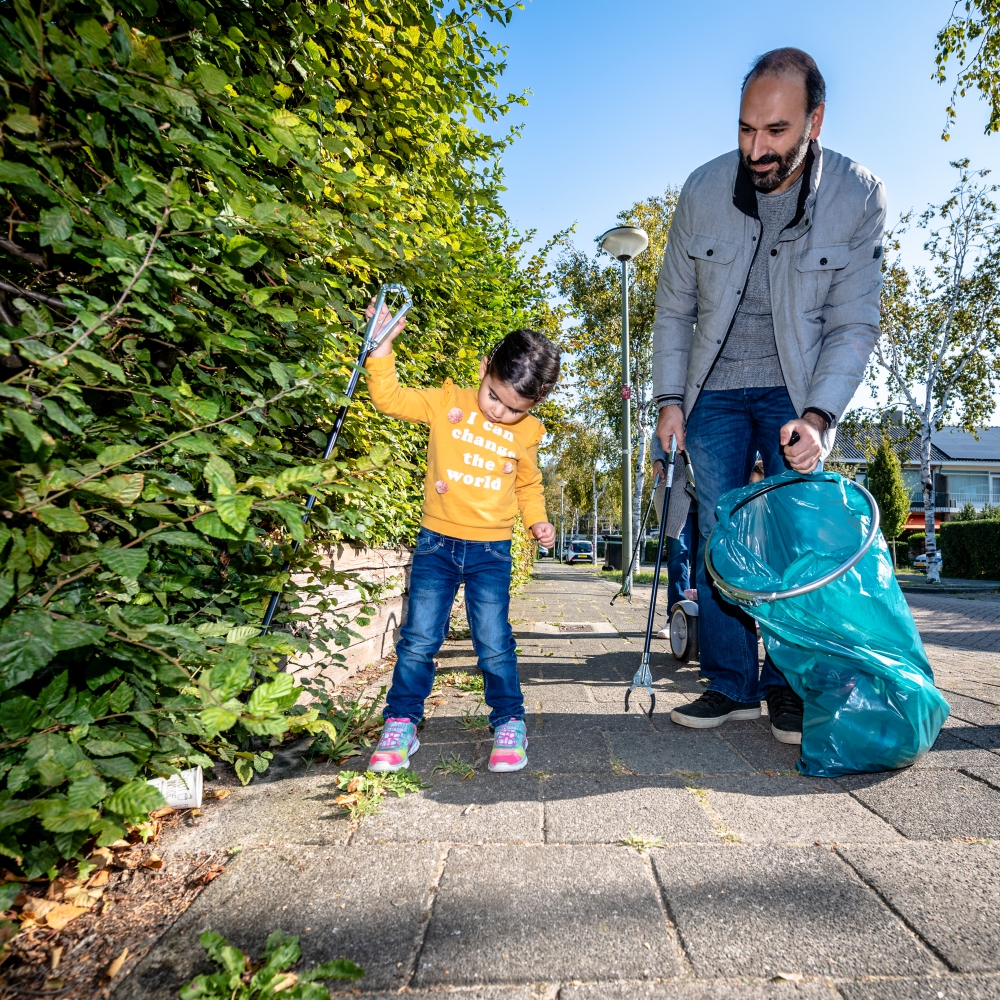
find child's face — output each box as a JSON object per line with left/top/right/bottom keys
{"left": 476, "top": 358, "right": 536, "bottom": 425}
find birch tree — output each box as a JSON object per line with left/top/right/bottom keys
{"left": 555, "top": 192, "right": 678, "bottom": 558}
{"left": 873, "top": 161, "right": 1000, "bottom": 582}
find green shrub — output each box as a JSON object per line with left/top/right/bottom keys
{"left": 907, "top": 531, "right": 939, "bottom": 553}
{"left": 0, "top": 0, "right": 551, "bottom": 877}
{"left": 940, "top": 520, "right": 1000, "bottom": 579}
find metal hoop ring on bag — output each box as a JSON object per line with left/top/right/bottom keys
{"left": 704, "top": 478, "right": 882, "bottom": 606}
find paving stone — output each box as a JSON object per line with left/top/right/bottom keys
{"left": 541, "top": 774, "right": 717, "bottom": 844}
{"left": 358, "top": 990, "right": 544, "bottom": 1000}
{"left": 605, "top": 726, "right": 752, "bottom": 776}
{"left": 713, "top": 717, "right": 804, "bottom": 773}
{"left": 940, "top": 691, "right": 1000, "bottom": 728}
{"left": 839, "top": 769, "right": 1000, "bottom": 840}
{"left": 941, "top": 720, "right": 1000, "bottom": 754}
{"left": 912, "top": 729, "right": 1000, "bottom": 770}
{"left": 835, "top": 976, "right": 1000, "bottom": 999}
{"left": 113, "top": 844, "right": 442, "bottom": 999}
{"left": 531, "top": 702, "right": 681, "bottom": 734}
{"left": 702, "top": 776, "right": 904, "bottom": 845}
{"left": 651, "top": 845, "right": 939, "bottom": 978}
{"left": 560, "top": 982, "right": 834, "bottom": 999}
{"left": 840, "top": 843, "right": 1000, "bottom": 973}
{"left": 416, "top": 844, "right": 680, "bottom": 985}
{"left": 522, "top": 731, "right": 612, "bottom": 773}
{"left": 352, "top": 773, "right": 542, "bottom": 845}
{"left": 159, "top": 772, "right": 351, "bottom": 853}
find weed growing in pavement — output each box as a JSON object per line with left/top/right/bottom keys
{"left": 610, "top": 756, "right": 636, "bottom": 776}
{"left": 620, "top": 829, "right": 666, "bottom": 852}
{"left": 527, "top": 770, "right": 553, "bottom": 781}
{"left": 458, "top": 699, "right": 491, "bottom": 731}
{"left": 303, "top": 686, "right": 387, "bottom": 764}
{"left": 432, "top": 752, "right": 475, "bottom": 780}
{"left": 180, "top": 928, "right": 363, "bottom": 999}
{"left": 434, "top": 671, "right": 485, "bottom": 694}
{"left": 334, "top": 770, "right": 427, "bottom": 822}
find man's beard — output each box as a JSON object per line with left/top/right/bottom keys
{"left": 742, "top": 124, "right": 811, "bottom": 192}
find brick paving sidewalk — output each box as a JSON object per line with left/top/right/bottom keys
{"left": 116, "top": 565, "right": 1000, "bottom": 1000}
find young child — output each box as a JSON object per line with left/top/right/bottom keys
{"left": 363, "top": 302, "right": 559, "bottom": 774}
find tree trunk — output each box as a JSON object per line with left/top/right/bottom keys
{"left": 920, "top": 422, "right": 940, "bottom": 583}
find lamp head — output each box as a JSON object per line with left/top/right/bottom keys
{"left": 599, "top": 226, "right": 649, "bottom": 262}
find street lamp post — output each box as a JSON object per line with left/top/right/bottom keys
{"left": 598, "top": 225, "right": 649, "bottom": 586}
{"left": 558, "top": 480, "right": 567, "bottom": 563}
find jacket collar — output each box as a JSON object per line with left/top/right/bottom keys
{"left": 732, "top": 139, "right": 823, "bottom": 235}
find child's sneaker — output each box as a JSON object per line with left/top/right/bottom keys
{"left": 369, "top": 718, "right": 419, "bottom": 773}
{"left": 489, "top": 718, "right": 528, "bottom": 772}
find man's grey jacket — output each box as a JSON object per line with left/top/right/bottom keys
{"left": 652, "top": 139, "right": 886, "bottom": 450}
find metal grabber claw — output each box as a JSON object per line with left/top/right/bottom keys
{"left": 625, "top": 653, "right": 656, "bottom": 718}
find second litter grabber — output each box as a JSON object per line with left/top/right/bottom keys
{"left": 259, "top": 284, "right": 412, "bottom": 630}
{"left": 624, "top": 434, "right": 678, "bottom": 718}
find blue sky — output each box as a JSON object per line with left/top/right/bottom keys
{"left": 492, "top": 0, "right": 997, "bottom": 262}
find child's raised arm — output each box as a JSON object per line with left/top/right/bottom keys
{"left": 362, "top": 299, "right": 447, "bottom": 424}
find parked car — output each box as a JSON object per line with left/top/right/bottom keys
{"left": 563, "top": 539, "right": 595, "bottom": 564}
{"left": 913, "top": 553, "right": 927, "bottom": 570}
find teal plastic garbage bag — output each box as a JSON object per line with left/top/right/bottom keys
{"left": 706, "top": 470, "right": 950, "bottom": 777}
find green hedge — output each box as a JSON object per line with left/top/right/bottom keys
{"left": 940, "top": 520, "right": 1000, "bottom": 579}
{"left": 0, "top": 0, "right": 546, "bottom": 879}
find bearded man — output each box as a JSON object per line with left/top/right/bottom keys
{"left": 652, "top": 48, "right": 885, "bottom": 743}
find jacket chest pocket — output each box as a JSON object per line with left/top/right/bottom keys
{"left": 794, "top": 244, "right": 849, "bottom": 312}
{"left": 688, "top": 233, "right": 740, "bottom": 307}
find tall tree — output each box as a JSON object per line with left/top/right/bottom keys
{"left": 873, "top": 161, "right": 1000, "bottom": 582}
{"left": 555, "top": 191, "right": 678, "bottom": 560}
{"left": 936, "top": 1, "right": 1000, "bottom": 138}
{"left": 866, "top": 436, "right": 911, "bottom": 568}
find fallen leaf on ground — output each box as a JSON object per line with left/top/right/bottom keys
{"left": 88, "top": 868, "right": 111, "bottom": 888}
{"left": 141, "top": 855, "right": 163, "bottom": 870}
{"left": 104, "top": 946, "right": 128, "bottom": 982}
{"left": 43, "top": 903, "right": 89, "bottom": 931}
{"left": 211, "top": 788, "right": 232, "bottom": 800}
{"left": 21, "top": 897, "right": 57, "bottom": 920}
{"left": 50, "top": 945, "right": 64, "bottom": 970}
{"left": 774, "top": 972, "right": 804, "bottom": 983}
{"left": 150, "top": 806, "right": 177, "bottom": 819}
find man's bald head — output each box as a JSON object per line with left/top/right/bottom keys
{"left": 742, "top": 47, "right": 826, "bottom": 116}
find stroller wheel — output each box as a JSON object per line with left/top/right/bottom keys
{"left": 670, "top": 605, "right": 699, "bottom": 662}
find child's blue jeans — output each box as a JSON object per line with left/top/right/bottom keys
{"left": 384, "top": 528, "right": 523, "bottom": 727}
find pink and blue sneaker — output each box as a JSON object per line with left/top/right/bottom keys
{"left": 368, "top": 718, "right": 420, "bottom": 773}
{"left": 489, "top": 718, "right": 528, "bottom": 772}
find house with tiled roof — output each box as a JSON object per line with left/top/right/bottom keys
{"left": 828, "top": 422, "right": 1000, "bottom": 530}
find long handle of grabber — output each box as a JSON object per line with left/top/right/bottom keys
{"left": 260, "top": 291, "right": 410, "bottom": 631}
{"left": 259, "top": 347, "right": 368, "bottom": 629}
{"left": 641, "top": 436, "right": 676, "bottom": 661}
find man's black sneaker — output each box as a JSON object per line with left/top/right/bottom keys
{"left": 670, "top": 690, "right": 762, "bottom": 730}
{"left": 766, "top": 685, "right": 803, "bottom": 744}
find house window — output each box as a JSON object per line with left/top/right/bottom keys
{"left": 993, "top": 474, "right": 1000, "bottom": 504}
{"left": 901, "top": 469, "right": 923, "bottom": 502}
{"left": 949, "top": 473, "right": 990, "bottom": 507}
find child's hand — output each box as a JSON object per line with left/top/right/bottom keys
{"left": 530, "top": 521, "right": 556, "bottom": 548}
{"left": 364, "top": 297, "right": 407, "bottom": 357}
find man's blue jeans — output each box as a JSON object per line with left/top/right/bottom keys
{"left": 385, "top": 528, "right": 523, "bottom": 727}
{"left": 666, "top": 511, "right": 696, "bottom": 612}
{"left": 685, "top": 386, "right": 797, "bottom": 703}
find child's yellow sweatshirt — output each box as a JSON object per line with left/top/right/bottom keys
{"left": 365, "top": 353, "right": 548, "bottom": 541}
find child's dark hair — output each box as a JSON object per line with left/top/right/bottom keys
{"left": 486, "top": 329, "right": 560, "bottom": 402}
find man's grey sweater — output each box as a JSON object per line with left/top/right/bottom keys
{"left": 703, "top": 174, "right": 802, "bottom": 390}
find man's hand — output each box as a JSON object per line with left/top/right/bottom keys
{"left": 530, "top": 521, "right": 556, "bottom": 548}
{"left": 652, "top": 459, "right": 665, "bottom": 482}
{"left": 657, "top": 404, "right": 685, "bottom": 453}
{"left": 780, "top": 412, "right": 826, "bottom": 473}
{"left": 365, "top": 297, "right": 407, "bottom": 358}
